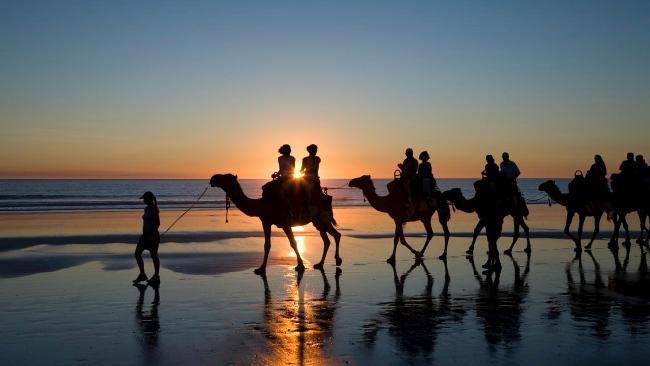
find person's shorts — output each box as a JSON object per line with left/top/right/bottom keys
{"left": 137, "top": 232, "right": 160, "bottom": 253}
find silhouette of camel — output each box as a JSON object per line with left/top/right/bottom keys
{"left": 609, "top": 173, "right": 649, "bottom": 246}
{"left": 443, "top": 185, "right": 505, "bottom": 271}
{"left": 210, "top": 174, "right": 341, "bottom": 274}
{"left": 465, "top": 193, "right": 531, "bottom": 256}
{"left": 348, "top": 175, "right": 451, "bottom": 262}
{"left": 538, "top": 180, "right": 614, "bottom": 251}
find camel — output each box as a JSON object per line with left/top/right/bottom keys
{"left": 443, "top": 183, "right": 506, "bottom": 271}
{"left": 466, "top": 192, "right": 531, "bottom": 256}
{"left": 209, "top": 174, "right": 341, "bottom": 274}
{"left": 538, "top": 180, "right": 614, "bottom": 251}
{"left": 348, "top": 175, "right": 451, "bottom": 263}
{"left": 609, "top": 173, "right": 649, "bottom": 245}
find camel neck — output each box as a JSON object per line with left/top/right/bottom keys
{"left": 362, "top": 184, "right": 391, "bottom": 213}
{"left": 452, "top": 193, "right": 477, "bottom": 213}
{"left": 223, "top": 183, "right": 261, "bottom": 217}
{"left": 545, "top": 184, "right": 568, "bottom": 206}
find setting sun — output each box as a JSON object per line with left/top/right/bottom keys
{"left": 293, "top": 166, "right": 303, "bottom": 179}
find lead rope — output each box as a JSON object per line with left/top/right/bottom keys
{"left": 225, "top": 195, "right": 231, "bottom": 223}
{"left": 160, "top": 185, "right": 210, "bottom": 238}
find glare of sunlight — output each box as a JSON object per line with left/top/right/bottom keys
{"left": 287, "top": 235, "right": 306, "bottom": 257}
{"left": 293, "top": 166, "right": 303, "bottom": 178}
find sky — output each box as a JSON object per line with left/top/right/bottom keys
{"left": 1, "top": 0, "right": 649, "bottom": 179}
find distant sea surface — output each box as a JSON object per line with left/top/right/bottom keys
{"left": 0, "top": 178, "right": 569, "bottom": 212}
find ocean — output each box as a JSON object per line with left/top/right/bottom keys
{"left": 0, "top": 178, "right": 569, "bottom": 212}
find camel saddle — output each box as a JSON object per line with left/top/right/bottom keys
{"left": 262, "top": 178, "right": 331, "bottom": 220}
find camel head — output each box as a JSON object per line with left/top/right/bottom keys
{"left": 209, "top": 174, "right": 239, "bottom": 190}
{"left": 348, "top": 175, "right": 374, "bottom": 191}
{"left": 442, "top": 188, "right": 464, "bottom": 203}
{"left": 538, "top": 180, "right": 556, "bottom": 193}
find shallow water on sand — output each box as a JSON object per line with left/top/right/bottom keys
{"left": 1, "top": 207, "right": 649, "bottom": 365}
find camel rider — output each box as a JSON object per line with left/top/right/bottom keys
{"left": 417, "top": 151, "right": 436, "bottom": 199}
{"left": 398, "top": 148, "right": 418, "bottom": 206}
{"left": 300, "top": 144, "right": 321, "bottom": 204}
{"left": 482, "top": 155, "right": 500, "bottom": 180}
{"left": 619, "top": 152, "right": 636, "bottom": 176}
{"left": 500, "top": 152, "right": 521, "bottom": 195}
{"left": 277, "top": 144, "right": 295, "bottom": 179}
{"left": 276, "top": 144, "right": 295, "bottom": 216}
{"left": 587, "top": 154, "right": 609, "bottom": 197}
{"left": 636, "top": 154, "right": 650, "bottom": 187}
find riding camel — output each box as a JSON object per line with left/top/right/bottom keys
{"left": 538, "top": 180, "right": 614, "bottom": 251}
{"left": 209, "top": 174, "right": 341, "bottom": 274}
{"left": 348, "top": 175, "right": 451, "bottom": 263}
{"left": 443, "top": 180, "right": 508, "bottom": 271}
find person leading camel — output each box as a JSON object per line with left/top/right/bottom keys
{"left": 133, "top": 191, "right": 161, "bottom": 284}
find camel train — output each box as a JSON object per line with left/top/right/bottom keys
{"left": 208, "top": 148, "right": 649, "bottom": 275}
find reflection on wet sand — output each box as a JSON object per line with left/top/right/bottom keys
{"left": 469, "top": 253, "right": 530, "bottom": 351}
{"left": 608, "top": 245, "right": 650, "bottom": 335}
{"left": 134, "top": 283, "right": 160, "bottom": 360}
{"left": 252, "top": 269, "right": 341, "bottom": 365}
{"left": 363, "top": 260, "right": 464, "bottom": 362}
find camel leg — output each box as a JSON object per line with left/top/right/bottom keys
{"left": 563, "top": 211, "right": 580, "bottom": 251}
{"left": 313, "top": 229, "right": 331, "bottom": 270}
{"left": 283, "top": 227, "right": 305, "bottom": 273}
{"left": 327, "top": 224, "right": 343, "bottom": 266}
{"left": 610, "top": 213, "right": 621, "bottom": 246}
{"left": 577, "top": 215, "right": 585, "bottom": 250}
{"left": 255, "top": 223, "right": 272, "bottom": 275}
{"left": 504, "top": 216, "right": 520, "bottom": 255}
{"left": 621, "top": 214, "right": 631, "bottom": 245}
{"left": 520, "top": 218, "right": 531, "bottom": 253}
{"left": 440, "top": 215, "right": 451, "bottom": 259}
{"left": 636, "top": 211, "right": 647, "bottom": 244}
{"left": 585, "top": 213, "right": 602, "bottom": 250}
{"left": 467, "top": 220, "right": 484, "bottom": 256}
{"left": 397, "top": 224, "right": 420, "bottom": 258}
{"left": 387, "top": 224, "right": 400, "bottom": 265}
{"left": 418, "top": 218, "right": 434, "bottom": 258}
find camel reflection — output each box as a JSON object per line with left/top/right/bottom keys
{"left": 134, "top": 283, "right": 160, "bottom": 355}
{"left": 363, "top": 260, "right": 464, "bottom": 362}
{"left": 469, "top": 253, "right": 530, "bottom": 351}
{"left": 255, "top": 268, "right": 341, "bottom": 365}
{"left": 608, "top": 245, "right": 650, "bottom": 335}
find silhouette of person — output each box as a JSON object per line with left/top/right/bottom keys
{"left": 499, "top": 152, "right": 520, "bottom": 182}
{"left": 587, "top": 154, "right": 609, "bottom": 197}
{"left": 417, "top": 151, "right": 435, "bottom": 199}
{"left": 300, "top": 144, "right": 321, "bottom": 204}
{"left": 482, "top": 155, "right": 499, "bottom": 180}
{"left": 133, "top": 191, "right": 161, "bottom": 284}
{"left": 637, "top": 155, "right": 650, "bottom": 187}
{"left": 398, "top": 148, "right": 418, "bottom": 206}
{"left": 619, "top": 152, "right": 636, "bottom": 175}
{"left": 277, "top": 144, "right": 295, "bottom": 179}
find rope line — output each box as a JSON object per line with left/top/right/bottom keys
{"left": 160, "top": 185, "right": 210, "bottom": 238}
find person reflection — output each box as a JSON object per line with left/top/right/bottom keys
{"left": 134, "top": 283, "right": 160, "bottom": 353}
{"left": 469, "top": 253, "right": 529, "bottom": 352}
{"left": 363, "top": 260, "right": 463, "bottom": 362}
{"left": 256, "top": 269, "right": 341, "bottom": 364}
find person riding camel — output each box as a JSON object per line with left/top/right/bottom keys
{"left": 500, "top": 152, "right": 520, "bottom": 184}
{"left": 277, "top": 144, "right": 295, "bottom": 180}
{"left": 482, "top": 154, "right": 500, "bottom": 180}
{"left": 636, "top": 154, "right": 650, "bottom": 188}
{"left": 417, "top": 151, "right": 436, "bottom": 200}
{"left": 300, "top": 144, "right": 321, "bottom": 204}
{"left": 397, "top": 148, "right": 418, "bottom": 208}
{"left": 620, "top": 152, "right": 637, "bottom": 175}
{"left": 586, "top": 154, "right": 609, "bottom": 198}
{"left": 275, "top": 144, "right": 295, "bottom": 217}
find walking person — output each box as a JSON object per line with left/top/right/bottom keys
{"left": 133, "top": 191, "right": 161, "bottom": 284}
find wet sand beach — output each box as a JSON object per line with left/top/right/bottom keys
{"left": 1, "top": 206, "right": 649, "bottom": 365}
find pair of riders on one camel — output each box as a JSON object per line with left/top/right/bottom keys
{"left": 395, "top": 148, "right": 438, "bottom": 210}
{"left": 264, "top": 144, "right": 325, "bottom": 220}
